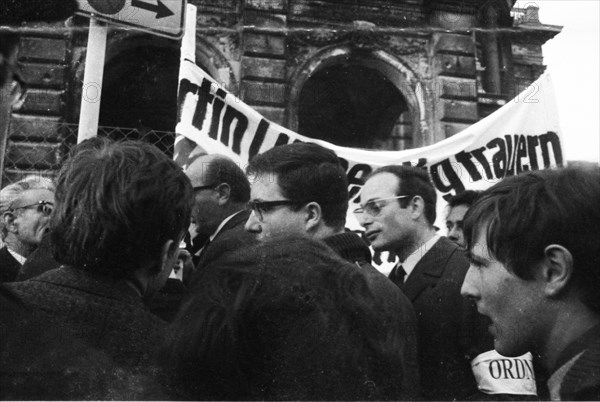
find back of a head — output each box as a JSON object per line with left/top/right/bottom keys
{"left": 247, "top": 143, "right": 349, "bottom": 230}
{"left": 370, "top": 165, "right": 437, "bottom": 225}
{"left": 448, "top": 190, "right": 480, "bottom": 209}
{"left": 162, "top": 238, "right": 405, "bottom": 400}
{"left": 464, "top": 163, "right": 600, "bottom": 312}
{"left": 51, "top": 141, "right": 193, "bottom": 277}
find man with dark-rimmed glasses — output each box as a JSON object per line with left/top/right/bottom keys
{"left": 0, "top": 175, "right": 54, "bottom": 283}
{"left": 245, "top": 142, "right": 421, "bottom": 399}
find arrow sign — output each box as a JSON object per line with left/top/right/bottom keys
{"left": 76, "top": 0, "right": 186, "bottom": 39}
{"left": 132, "top": 0, "right": 174, "bottom": 19}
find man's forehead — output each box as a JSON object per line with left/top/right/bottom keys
{"left": 14, "top": 188, "right": 54, "bottom": 205}
{"left": 361, "top": 172, "right": 399, "bottom": 199}
{"left": 249, "top": 173, "right": 284, "bottom": 200}
{"left": 468, "top": 224, "right": 494, "bottom": 260}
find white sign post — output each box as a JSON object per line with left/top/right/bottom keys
{"left": 75, "top": 0, "right": 186, "bottom": 142}
{"left": 77, "top": 18, "right": 107, "bottom": 143}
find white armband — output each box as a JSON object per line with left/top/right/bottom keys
{"left": 471, "top": 350, "right": 537, "bottom": 395}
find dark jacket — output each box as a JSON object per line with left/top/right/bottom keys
{"left": 5, "top": 266, "right": 167, "bottom": 370}
{"left": 324, "top": 232, "right": 421, "bottom": 399}
{"left": 550, "top": 324, "right": 600, "bottom": 401}
{"left": 16, "top": 234, "right": 60, "bottom": 281}
{"left": 191, "top": 209, "right": 256, "bottom": 284}
{"left": 392, "top": 236, "right": 492, "bottom": 400}
{"left": 0, "top": 246, "right": 21, "bottom": 284}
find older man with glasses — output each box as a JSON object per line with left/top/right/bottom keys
{"left": 0, "top": 176, "right": 54, "bottom": 283}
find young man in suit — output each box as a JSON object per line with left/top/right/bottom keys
{"left": 461, "top": 164, "right": 600, "bottom": 400}
{"left": 357, "top": 165, "right": 536, "bottom": 400}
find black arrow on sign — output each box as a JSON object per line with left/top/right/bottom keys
{"left": 131, "top": 0, "right": 174, "bottom": 18}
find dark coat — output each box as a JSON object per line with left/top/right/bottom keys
{"left": 323, "top": 232, "right": 421, "bottom": 399}
{"left": 393, "top": 236, "right": 492, "bottom": 400}
{"left": 16, "top": 234, "right": 60, "bottom": 281}
{"left": 191, "top": 209, "right": 256, "bottom": 284}
{"left": 0, "top": 246, "right": 21, "bottom": 284}
{"left": 5, "top": 266, "right": 167, "bottom": 370}
{"left": 552, "top": 324, "right": 600, "bottom": 401}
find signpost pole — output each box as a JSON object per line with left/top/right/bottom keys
{"left": 77, "top": 17, "right": 107, "bottom": 143}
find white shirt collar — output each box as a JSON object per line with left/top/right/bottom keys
{"left": 7, "top": 247, "right": 26, "bottom": 265}
{"left": 209, "top": 210, "right": 244, "bottom": 242}
{"left": 400, "top": 234, "right": 441, "bottom": 279}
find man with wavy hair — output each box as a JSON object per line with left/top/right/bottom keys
{"left": 6, "top": 141, "right": 193, "bottom": 370}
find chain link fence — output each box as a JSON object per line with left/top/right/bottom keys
{"left": 1, "top": 120, "right": 176, "bottom": 187}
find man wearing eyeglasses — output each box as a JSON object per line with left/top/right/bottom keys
{"left": 0, "top": 176, "right": 54, "bottom": 283}
{"left": 357, "top": 166, "right": 507, "bottom": 400}
{"left": 245, "top": 142, "right": 420, "bottom": 398}
{"left": 184, "top": 153, "right": 255, "bottom": 282}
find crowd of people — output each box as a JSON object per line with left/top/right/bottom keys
{"left": 1, "top": 3, "right": 599, "bottom": 401}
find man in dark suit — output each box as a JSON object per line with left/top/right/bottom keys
{"left": 462, "top": 163, "right": 600, "bottom": 401}
{"left": 357, "top": 165, "right": 535, "bottom": 400}
{"left": 6, "top": 141, "right": 193, "bottom": 372}
{"left": 185, "top": 154, "right": 255, "bottom": 283}
{"left": 245, "top": 143, "right": 420, "bottom": 399}
{"left": 0, "top": 176, "right": 54, "bottom": 283}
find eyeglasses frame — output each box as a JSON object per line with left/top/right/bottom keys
{"left": 353, "top": 195, "right": 411, "bottom": 217}
{"left": 247, "top": 199, "right": 301, "bottom": 221}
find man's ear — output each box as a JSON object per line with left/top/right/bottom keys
{"left": 157, "top": 239, "right": 179, "bottom": 275}
{"left": 304, "top": 202, "right": 323, "bottom": 232}
{"left": 215, "top": 183, "right": 231, "bottom": 206}
{"left": 409, "top": 196, "right": 425, "bottom": 220}
{"left": 2, "top": 212, "right": 17, "bottom": 233}
{"left": 541, "top": 244, "right": 574, "bottom": 297}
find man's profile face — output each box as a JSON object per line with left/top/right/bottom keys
{"left": 355, "top": 172, "right": 414, "bottom": 254}
{"left": 446, "top": 204, "right": 469, "bottom": 247}
{"left": 244, "top": 173, "right": 307, "bottom": 242}
{"left": 8, "top": 188, "right": 54, "bottom": 247}
{"left": 461, "top": 224, "right": 544, "bottom": 357}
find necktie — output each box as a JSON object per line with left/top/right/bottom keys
{"left": 389, "top": 264, "right": 407, "bottom": 288}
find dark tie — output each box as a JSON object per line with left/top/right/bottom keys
{"left": 389, "top": 264, "right": 407, "bottom": 288}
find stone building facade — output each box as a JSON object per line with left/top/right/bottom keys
{"left": 0, "top": 0, "right": 560, "bottom": 186}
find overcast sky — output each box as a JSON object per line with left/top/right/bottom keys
{"left": 535, "top": 0, "right": 599, "bottom": 162}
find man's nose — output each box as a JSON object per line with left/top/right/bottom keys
{"left": 460, "top": 264, "right": 480, "bottom": 300}
{"left": 448, "top": 226, "right": 459, "bottom": 242}
{"left": 355, "top": 212, "right": 373, "bottom": 228}
{"left": 244, "top": 210, "right": 261, "bottom": 233}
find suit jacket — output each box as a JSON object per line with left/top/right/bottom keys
{"left": 324, "top": 232, "right": 421, "bottom": 399}
{"left": 394, "top": 236, "right": 492, "bottom": 400}
{"left": 191, "top": 209, "right": 256, "bottom": 285}
{"left": 5, "top": 266, "right": 167, "bottom": 370}
{"left": 0, "top": 246, "right": 21, "bottom": 284}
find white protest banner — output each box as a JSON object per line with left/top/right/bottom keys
{"left": 175, "top": 5, "right": 563, "bottom": 270}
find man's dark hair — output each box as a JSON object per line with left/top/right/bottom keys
{"left": 202, "top": 155, "right": 250, "bottom": 203}
{"left": 246, "top": 143, "right": 348, "bottom": 230}
{"left": 448, "top": 190, "right": 480, "bottom": 209}
{"left": 369, "top": 165, "right": 437, "bottom": 225}
{"left": 463, "top": 163, "right": 600, "bottom": 312}
{"left": 161, "top": 237, "right": 407, "bottom": 400}
{"left": 51, "top": 141, "right": 193, "bottom": 277}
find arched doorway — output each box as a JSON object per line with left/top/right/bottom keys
{"left": 98, "top": 34, "right": 180, "bottom": 155}
{"left": 297, "top": 63, "right": 413, "bottom": 151}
